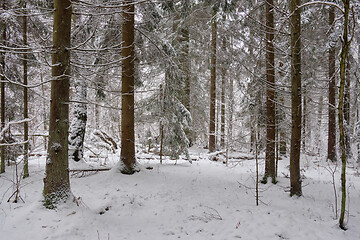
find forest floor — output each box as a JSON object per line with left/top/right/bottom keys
{"left": 1, "top": 146, "right": 360, "bottom": 240}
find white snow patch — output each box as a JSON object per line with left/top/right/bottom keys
{"left": 0, "top": 147, "right": 360, "bottom": 240}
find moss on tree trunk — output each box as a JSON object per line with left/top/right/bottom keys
{"left": 339, "top": 0, "right": 350, "bottom": 230}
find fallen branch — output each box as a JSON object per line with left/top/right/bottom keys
{"left": 69, "top": 168, "right": 111, "bottom": 172}
{"left": 70, "top": 168, "right": 112, "bottom": 178}
{"left": 93, "top": 130, "right": 118, "bottom": 153}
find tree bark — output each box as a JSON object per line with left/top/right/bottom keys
{"left": 265, "top": 0, "right": 276, "bottom": 183}
{"left": 220, "top": 34, "right": 226, "bottom": 148}
{"left": 278, "top": 62, "right": 287, "bottom": 156}
{"left": 316, "top": 95, "right": 323, "bottom": 154}
{"left": 23, "top": 3, "right": 29, "bottom": 178}
{"left": 41, "top": 72, "right": 48, "bottom": 151}
{"left": 327, "top": 6, "right": 336, "bottom": 162}
{"left": 357, "top": 44, "right": 360, "bottom": 163}
{"left": 339, "top": 0, "right": 350, "bottom": 230}
{"left": 344, "top": 54, "right": 351, "bottom": 158}
{"left": 43, "top": 0, "right": 72, "bottom": 207}
{"left": 182, "top": 0, "right": 191, "bottom": 112}
{"left": 159, "top": 84, "right": 164, "bottom": 164}
{"left": 209, "top": 8, "right": 217, "bottom": 153}
{"left": 290, "top": 0, "right": 302, "bottom": 197}
{"left": 180, "top": 0, "right": 192, "bottom": 146}
{"left": 279, "top": 96, "right": 287, "bottom": 156}
{"left": 120, "top": 0, "right": 136, "bottom": 174}
{"left": 302, "top": 93, "right": 307, "bottom": 151}
{"left": 0, "top": 0, "right": 6, "bottom": 174}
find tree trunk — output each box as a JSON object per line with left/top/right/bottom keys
{"left": 327, "top": 6, "right": 337, "bottom": 162}
{"left": 69, "top": 14, "right": 87, "bottom": 163}
{"left": 220, "top": 32, "right": 226, "bottom": 149}
{"left": 43, "top": 0, "right": 72, "bottom": 207}
{"left": 159, "top": 84, "right": 164, "bottom": 164}
{"left": 278, "top": 62, "right": 287, "bottom": 156}
{"left": 182, "top": 0, "right": 191, "bottom": 112}
{"left": 302, "top": 92, "right": 307, "bottom": 151}
{"left": 0, "top": 0, "right": 6, "bottom": 174}
{"left": 181, "top": 19, "right": 192, "bottom": 146}
{"left": 41, "top": 72, "right": 48, "bottom": 151}
{"left": 120, "top": 0, "right": 136, "bottom": 174}
{"left": 265, "top": 0, "right": 276, "bottom": 183}
{"left": 250, "top": 115, "right": 256, "bottom": 152}
{"left": 69, "top": 78, "right": 87, "bottom": 162}
{"left": 344, "top": 54, "right": 351, "bottom": 158}
{"left": 209, "top": 7, "right": 217, "bottom": 153}
{"left": 357, "top": 44, "right": 360, "bottom": 163}
{"left": 290, "top": 0, "right": 302, "bottom": 197}
{"left": 279, "top": 95, "right": 287, "bottom": 156}
{"left": 228, "top": 36, "right": 234, "bottom": 150}
{"left": 316, "top": 96, "right": 323, "bottom": 154}
{"left": 228, "top": 76, "right": 234, "bottom": 149}
{"left": 339, "top": 0, "right": 350, "bottom": 230}
{"left": 23, "top": 4, "right": 29, "bottom": 178}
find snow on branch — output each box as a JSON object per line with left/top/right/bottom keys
{"left": 67, "top": 31, "right": 96, "bottom": 51}
{"left": 71, "top": 0, "right": 148, "bottom": 9}
{"left": 1, "top": 73, "right": 52, "bottom": 89}
{"left": 0, "top": 140, "right": 29, "bottom": 147}
{"left": 297, "top": 1, "right": 344, "bottom": 14}
{"left": 0, "top": 118, "right": 32, "bottom": 141}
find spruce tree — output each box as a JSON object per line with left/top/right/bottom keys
{"left": 290, "top": 0, "right": 302, "bottom": 197}
{"left": 119, "top": 0, "right": 137, "bottom": 174}
{"left": 43, "top": 0, "right": 72, "bottom": 208}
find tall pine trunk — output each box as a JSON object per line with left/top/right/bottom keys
{"left": 220, "top": 34, "right": 226, "bottom": 148}
{"left": 209, "top": 7, "right": 217, "bottom": 153}
{"left": 344, "top": 55, "right": 351, "bottom": 158}
{"left": 120, "top": 0, "right": 136, "bottom": 174}
{"left": 0, "top": 0, "right": 6, "bottom": 174}
{"left": 278, "top": 62, "right": 287, "bottom": 156}
{"left": 302, "top": 93, "right": 307, "bottom": 151}
{"left": 43, "top": 0, "right": 72, "bottom": 207}
{"left": 23, "top": 4, "right": 29, "bottom": 178}
{"left": 228, "top": 39, "right": 234, "bottom": 151}
{"left": 339, "top": 0, "right": 350, "bottom": 230}
{"left": 357, "top": 44, "right": 360, "bottom": 163}
{"left": 290, "top": 0, "right": 302, "bottom": 197}
{"left": 265, "top": 0, "right": 276, "bottom": 183}
{"left": 327, "top": 6, "right": 336, "bottom": 162}
{"left": 182, "top": 0, "right": 191, "bottom": 112}
{"left": 180, "top": 0, "right": 192, "bottom": 147}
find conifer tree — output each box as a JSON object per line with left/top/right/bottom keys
{"left": 0, "top": 0, "right": 6, "bottom": 174}
{"left": 339, "top": 0, "right": 351, "bottom": 230}
{"left": 264, "top": 0, "right": 276, "bottom": 183}
{"left": 23, "top": 2, "right": 29, "bottom": 178}
{"left": 209, "top": 5, "right": 217, "bottom": 153}
{"left": 119, "top": 0, "right": 137, "bottom": 174}
{"left": 43, "top": 0, "right": 72, "bottom": 207}
{"left": 327, "top": 6, "right": 336, "bottom": 162}
{"left": 290, "top": 0, "right": 302, "bottom": 197}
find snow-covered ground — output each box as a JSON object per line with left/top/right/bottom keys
{"left": 1, "top": 147, "right": 360, "bottom": 240}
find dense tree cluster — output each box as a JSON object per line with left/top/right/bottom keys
{"left": 0, "top": 0, "right": 359, "bottom": 230}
